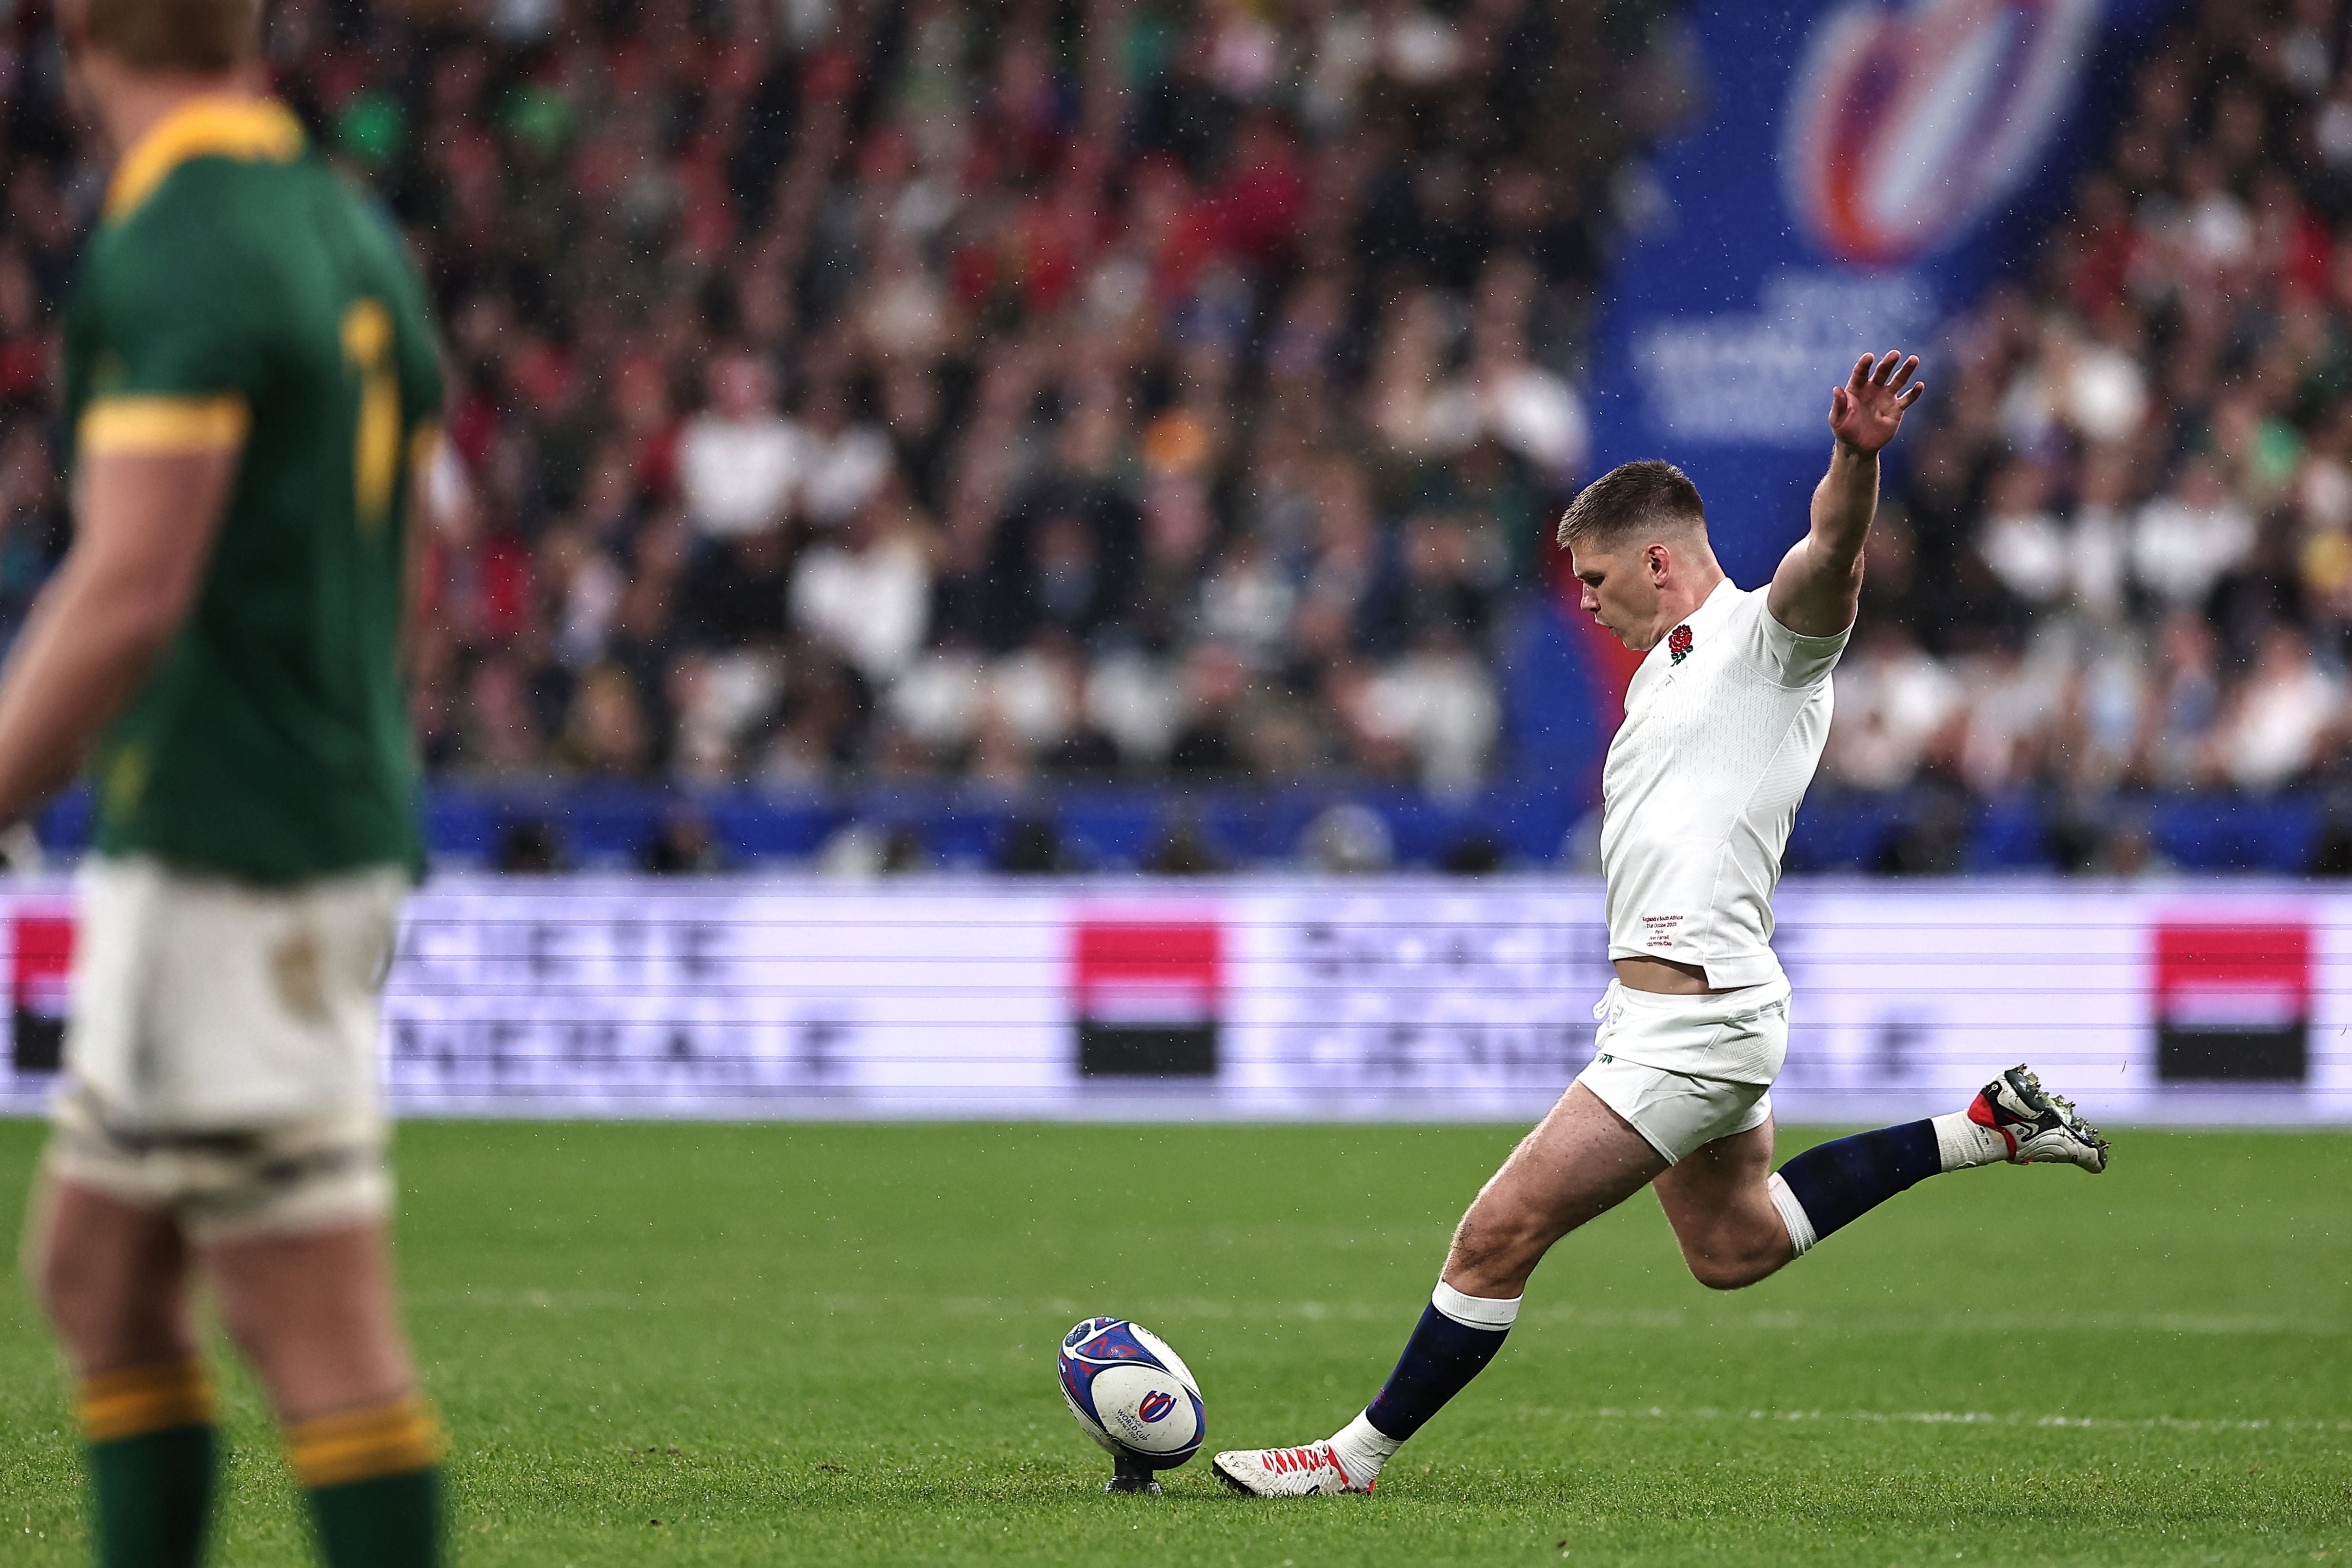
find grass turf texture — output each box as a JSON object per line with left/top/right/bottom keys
{"left": 0, "top": 1121, "right": 2347, "bottom": 1566}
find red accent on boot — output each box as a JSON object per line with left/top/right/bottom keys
{"left": 1967, "top": 1092, "right": 2019, "bottom": 1157}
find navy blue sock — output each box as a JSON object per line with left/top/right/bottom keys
{"left": 1772, "top": 1119, "right": 1942, "bottom": 1246}
{"left": 1363, "top": 1301, "right": 1511, "bottom": 1442}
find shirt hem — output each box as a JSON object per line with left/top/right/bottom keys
{"left": 1606, "top": 945, "right": 1787, "bottom": 991}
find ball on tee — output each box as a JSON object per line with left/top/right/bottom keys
{"left": 1057, "top": 1317, "right": 1205, "bottom": 1470}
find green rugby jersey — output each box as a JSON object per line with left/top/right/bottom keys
{"left": 62, "top": 98, "right": 442, "bottom": 884}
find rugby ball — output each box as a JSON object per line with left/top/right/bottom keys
{"left": 1057, "top": 1317, "right": 1205, "bottom": 1469}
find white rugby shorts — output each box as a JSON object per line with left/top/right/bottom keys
{"left": 43, "top": 855, "right": 407, "bottom": 1240}
{"left": 1574, "top": 978, "right": 1790, "bottom": 1164}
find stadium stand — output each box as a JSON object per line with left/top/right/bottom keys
{"left": 0, "top": 0, "right": 1681, "bottom": 869}
{"left": 1830, "top": 0, "right": 2352, "bottom": 874}
{"left": 6, "top": 0, "right": 2352, "bottom": 874}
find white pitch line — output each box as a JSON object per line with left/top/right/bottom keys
{"left": 406, "top": 1289, "right": 2350, "bottom": 1340}
{"left": 1537, "top": 1406, "right": 2352, "bottom": 1434}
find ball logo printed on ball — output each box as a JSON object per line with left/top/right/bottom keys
{"left": 1137, "top": 1390, "right": 1176, "bottom": 1424}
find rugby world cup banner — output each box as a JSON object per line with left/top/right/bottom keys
{"left": 1585, "top": 0, "right": 2176, "bottom": 587}
{"left": 0, "top": 877, "right": 2349, "bottom": 1124}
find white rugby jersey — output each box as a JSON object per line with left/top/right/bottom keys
{"left": 1600, "top": 578, "right": 1849, "bottom": 989}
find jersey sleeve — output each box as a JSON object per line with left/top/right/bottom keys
{"left": 77, "top": 200, "right": 270, "bottom": 457}
{"left": 1740, "top": 589, "right": 1849, "bottom": 688}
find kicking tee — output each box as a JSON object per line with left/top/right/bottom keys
{"left": 1599, "top": 579, "right": 1849, "bottom": 991}
{"left": 63, "top": 98, "right": 443, "bottom": 885}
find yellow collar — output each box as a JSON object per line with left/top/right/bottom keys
{"left": 105, "top": 96, "right": 304, "bottom": 222}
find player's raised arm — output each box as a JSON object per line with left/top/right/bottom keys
{"left": 1765, "top": 350, "right": 1924, "bottom": 638}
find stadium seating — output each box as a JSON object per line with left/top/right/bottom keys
{"left": 5, "top": 2, "right": 2352, "bottom": 873}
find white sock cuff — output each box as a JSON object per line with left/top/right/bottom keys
{"left": 1766, "top": 1171, "right": 1817, "bottom": 1256}
{"left": 1431, "top": 1279, "right": 1521, "bottom": 1330}
{"left": 1931, "top": 1109, "right": 2000, "bottom": 1171}
{"left": 1335, "top": 1408, "right": 1404, "bottom": 1462}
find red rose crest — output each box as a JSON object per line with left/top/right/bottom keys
{"left": 1668, "top": 623, "right": 1694, "bottom": 664}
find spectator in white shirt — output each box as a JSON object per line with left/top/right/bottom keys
{"left": 1996, "top": 319, "right": 2147, "bottom": 449}
{"left": 789, "top": 490, "right": 933, "bottom": 684}
{"left": 796, "top": 375, "right": 896, "bottom": 527}
{"left": 1978, "top": 460, "right": 2070, "bottom": 606}
{"left": 2131, "top": 458, "right": 2255, "bottom": 607}
{"left": 2067, "top": 445, "right": 2134, "bottom": 622}
{"left": 1354, "top": 631, "right": 1498, "bottom": 794}
{"left": 677, "top": 352, "right": 803, "bottom": 541}
{"left": 1826, "top": 626, "right": 1964, "bottom": 790}
{"left": 2214, "top": 625, "right": 2341, "bottom": 791}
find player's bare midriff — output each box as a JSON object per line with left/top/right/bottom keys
{"left": 1612, "top": 955, "right": 1723, "bottom": 995}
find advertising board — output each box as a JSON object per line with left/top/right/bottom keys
{"left": 1, "top": 877, "right": 2343, "bottom": 1124}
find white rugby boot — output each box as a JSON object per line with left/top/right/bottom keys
{"left": 1969, "top": 1065, "right": 2110, "bottom": 1172}
{"left": 1212, "top": 1440, "right": 1374, "bottom": 1496}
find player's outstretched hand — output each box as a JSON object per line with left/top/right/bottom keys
{"left": 1829, "top": 350, "right": 1924, "bottom": 454}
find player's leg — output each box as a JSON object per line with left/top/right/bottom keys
{"left": 26, "top": 1174, "right": 201, "bottom": 1379}
{"left": 25, "top": 1172, "right": 220, "bottom": 1568}
{"left": 1666, "top": 1067, "right": 2111, "bottom": 1286}
{"left": 1353, "top": 1085, "right": 1668, "bottom": 1453}
{"left": 203, "top": 1221, "right": 443, "bottom": 1568}
{"left": 1214, "top": 1085, "right": 1668, "bottom": 1495}
{"left": 92, "top": 861, "right": 442, "bottom": 1568}
{"left": 1766, "top": 1067, "right": 2110, "bottom": 1260}
{"left": 1650, "top": 1114, "right": 1792, "bottom": 1289}
{"left": 1439, "top": 1085, "right": 1673, "bottom": 1296}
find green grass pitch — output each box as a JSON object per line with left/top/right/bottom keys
{"left": 1, "top": 1118, "right": 2347, "bottom": 1566}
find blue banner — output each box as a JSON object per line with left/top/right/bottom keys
{"left": 1585, "top": 0, "right": 2177, "bottom": 586}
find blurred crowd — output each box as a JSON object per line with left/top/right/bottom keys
{"left": 13, "top": 0, "right": 2351, "bottom": 870}
{"left": 0, "top": 0, "right": 1688, "bottom": 796}
{"left": 1836, "top": 0, "right": 2352, "bottom": 850}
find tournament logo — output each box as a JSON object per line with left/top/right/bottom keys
{"left": 1783, "top": 0, "right": 2100, "bottom": 267}
{"left": 1136, "top": 1390, "right": 1177, "bottom": 1424}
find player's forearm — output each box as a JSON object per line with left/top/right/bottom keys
{"left": 1806, "top": 440, "right": 1880, "bottom": 577}
{"left": 0, "top": 445, "right": 241, "bottom": 819}
{"left": 0, "top": 559, "right": 186, "bottom": 821}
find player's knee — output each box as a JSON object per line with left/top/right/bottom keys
{"left": 208, "top": 1261, "right": 306, "bottom": 1379}
{"left": 1680, "top": 1232, "right": 1780, "bottom": 1291}
{"left": 1686, "top": 1252, "right": 1767, "bottom": 1290}
{"left": 1447, "top": 1205, "right": 1549, "bottom": 1291}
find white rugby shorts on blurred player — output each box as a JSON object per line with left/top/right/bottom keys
{"left": 44, "top": 856, "right": 406, "bottom": 1241}
{"left": 1574, "top": 978, "right": 1791, "bottom": 1164}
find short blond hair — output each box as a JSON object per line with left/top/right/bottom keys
{"left": 76, "top": 0, "right": 262, "bottom": 75}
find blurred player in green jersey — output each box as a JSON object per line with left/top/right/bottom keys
{"left": 4, "top": 1, "right": 447, "bottom": 1563}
